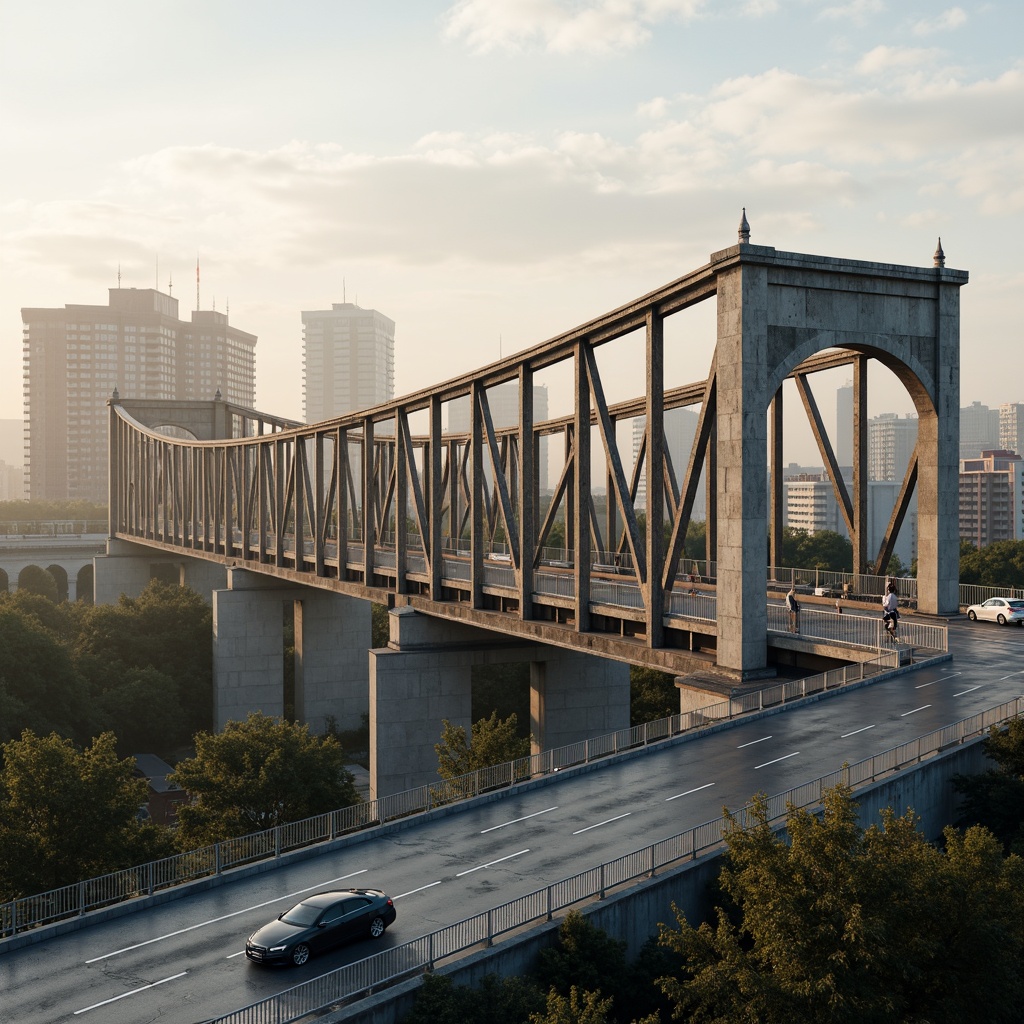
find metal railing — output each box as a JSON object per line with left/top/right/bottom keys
{"left": 0, "top": 519, "right": 107, "bottom": 537}
{"left": 201, "top": 696, "right": 1024, "bottom": 1024}
{"left": 768, "top": 605, "right": 949, "bottom": 653}
{"left": 0, "top": 648, "right": 920, "bottom": 943}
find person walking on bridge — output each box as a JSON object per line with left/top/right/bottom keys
{"left": 882, "top": 583, "right": 900, "bottom": 643}
{"left": 786, "top": 587, "right": 800, "bottom": 633}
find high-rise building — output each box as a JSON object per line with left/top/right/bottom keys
{"left": 22, "top": 289, "right": 256, "bottom": 502}
{"left": 302, "top": 303, "right": 395, "bottom": 422}
{"left": 998, "top": 402, "right": 1024, "bottom": 456}
{"left": 631, "top": 407, "right": 706, "bottom": 520}
{"left": 960, "top": 401, "right": 1000, "bottom": 459}
{"left": 959, "top": 449, "right": 1024, "bottom": 548}
{"left": 868, "top": 413, "right": 918, "bottom": 482}
{"left": 446, "top": 382, "right": 550, "bottom": 490}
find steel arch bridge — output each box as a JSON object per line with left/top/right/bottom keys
{"left": 107, "top": 224, "right": 966, "bottom": 678}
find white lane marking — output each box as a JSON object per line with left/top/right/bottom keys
{"left": 915, "top": 671, "right": 962, "bottom": 689}
{"left": 226, "top": 949, "right": 247, "bottom": 959}
{"left": 953, "top": 685, "right": 981, "bottom": 697}
{"left": 999, "top": 669, "right": 1024, "bottom": 680}
{"left": 456, "top": 849, "right": 530, "bottom": 877}
{"left": 754, "top": 751, "right": 800, "bottom": 770}
{"left": 481, "top": 807, "right": 557, "bottom": 833}
{"left": 737, "top": 736, "right": 772, "bottom": 748}
{"left": 841, "top": 725, "right": 876, "bottom": 738}
{"left": 85, "top": 870, "right": 367, "bottom": 963}
{"left": 573, "top": 812, "right": 631, "bottom": 835}
{"left": 666, "top": 782, "right": 715, "bottom": 802}
{"left": 394, "top": 881, "right": 442, "bottom": 899}
{"left": 74, "top": 972, "right": 187, "bottom": 1014}
{"left": 902, "top": 705, "right": 932, "bottom": 716}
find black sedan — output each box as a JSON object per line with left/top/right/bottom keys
{"left": 245, "top": 888, "right": 396, "bottom": 966}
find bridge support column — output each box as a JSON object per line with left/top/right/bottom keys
{"left": 714, "top": 257, "right": 771, "bottom": 679}
{"left": 213, "top": 569, "right": 370, "bottom": 733}
{"left": 93, "top": 539, "right": 173, "bottom": 603}
{"left": 369, "top": 609, "right": 630, "bottom": 799}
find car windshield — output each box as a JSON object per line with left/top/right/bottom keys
{"left": 280, "top": 902, "right": 321, "bottom": 927}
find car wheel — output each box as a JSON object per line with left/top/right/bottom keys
{"left": 368, "top": 916, "right": 387, "bottom": 939}
{"left": 291, "top": 943, "right": 311, "bottom": 966}
{"left": 997, "top": 614, "right": 1007, "bottom": 625}
{"left": 967, "top": 610, "right": 977, "bottom": 621}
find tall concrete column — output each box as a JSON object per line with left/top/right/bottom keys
{"left": 917, "top": 276, "right": 961, "bottom": 615}
{"left": 93, "top": 538, "right": 168, "bottom": 603}
{"left": 213, "top": 570, "right": 291, "bottom": 729}
{"left": 294, "top": 589, "right": 371, "bottom": 734}
{"left": 529, "top": 651, "right": 630, "bottom": 753}
{"left": 369, "top": 609, "right": 631, "bottom": 799}
{"left": 714, "top": 260, "right": 770, "bottom": 678}
{"left": 180, "top": 557, "right": 229, "bottom": 604}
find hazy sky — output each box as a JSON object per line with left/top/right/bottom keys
{"left": 2, "top": 0, "right": 1022, "bottom": 444}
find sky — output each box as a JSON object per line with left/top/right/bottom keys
{"left": 2, "top": 0, "right": 1022, "bottom": 463}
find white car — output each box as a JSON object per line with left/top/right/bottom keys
{"left": 966, "top": 597, "right": 1024, "bottom": 626}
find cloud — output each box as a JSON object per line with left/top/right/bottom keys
{"left": 442, "top": 0, "right": 706, "bottom": 54}
{"left": 818, "top": 0, "right": 885, "bottom": 23}
{"left": 856, "top": 45, "right": 941, "bottom": 75}
{"left": 912, "top": 7, "right": 968, "bottom": 35}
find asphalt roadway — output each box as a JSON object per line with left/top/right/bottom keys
{"left": 3, "top": 619, "right": 1023, "bottom": 1024}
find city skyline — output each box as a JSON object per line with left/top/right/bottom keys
{"left": 2, "top": 1, "right": 1022, "bottom": 451}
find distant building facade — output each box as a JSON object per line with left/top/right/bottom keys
{"left": 631, "top": 407, "right": 706, "bottom": 520}
{"left": 302, "top": 303, "right": 395, "bottom": 422}
{"left": 959, "top": 449, "right": 1024, "bottom": 549}
{"left": 22, "top": 289, "right": 256, "bottom": 502}
{"left": 960, "top": 401, "right": 1000, "bottom": 460}
{"left": 868, "top": 413, "right": 918, "bottom": 482}
{"left": 998, "top": 402, "right": 1024, "bottom": 457}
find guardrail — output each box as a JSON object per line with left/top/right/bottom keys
{"left": 0, "top": 520, "right": 107, "bottom": 537}
{"left": 768, "top": 605, "right": 949, "bottom": 653}
{"left": 0, "top": 649, "right": 918, "bottom": 943}
{"left": 201, "top": 696, "right": 1024, "bottom": 1024}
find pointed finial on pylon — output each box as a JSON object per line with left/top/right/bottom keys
{"left": 738, "top": 208, "right": 750, "bottom": 244}
{"left": 933, "top": 237, "right": 945, "bottom": 268}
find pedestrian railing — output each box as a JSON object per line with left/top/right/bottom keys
{"left": 197, "top": 696, "right": 1024, "bottom": 1024}
{"left": 0, "top": 646, "right": 925, "bottom": 943}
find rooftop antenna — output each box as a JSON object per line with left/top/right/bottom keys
{"left": 168, "top": 272, "right": 174, "bottom": 297}
{"left": 117, "top": 263, "right": 122, "bottom": 288}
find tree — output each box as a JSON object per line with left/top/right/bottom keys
{"left": 170, "top": 711, "right": 359, "bottom": 847}
{"left": 657, "top": 784, "right": 1024, "bottom": 1024}
{"left": 0, "top": 600, "right": 94, "bottom": 743}
{"left": 954, "top": 718, "right": 1024, "bottom": 856}
{"left": 435, "top": 711, "right": 532, "bottom": 782}
{"left": 0, "top": 730, "right": 173, "bottom": 900}
{"left": 529, "top": 987, "right": 615, "bottom": 1024}
{"left": 959, "top": 539, "right": 1024, "bottom": 589}
{"left": 537, "top": 911, "right": 631, "bottom": 1010}
{"left": 630, "top": 666, "right": 677, "bottom": 725}
{"left": 780, "top": 527, "right": 853, "bottom": 572}
{"left": 403, "top": 973, "right": 546, "bottom": 1024}
{"left": 17, "top": 564, "right": 58, "bottom": 602}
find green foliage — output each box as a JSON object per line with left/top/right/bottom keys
{"left": 630, "top": 666, "right": 677, "bottom": 725}
{"left": 0, "top": 499, "right": 107, "bottom": 523}
{"left": 371, "top": 602, "right": 390, "bottom": 648}
{"left": 959, "top": 539, "right": 1024, "bottom": 588}
{"left": 0, "top": 598, "right": 95, "bottom": 743}
{"left": 435, "top": 711, "right": 532, "bottom": 782}
{"left": 954, "top": 718, "right": 1024, "bottom": 855}
{"left": 402, "top": 972, "right": 546, "bottom": 1024}
{"left": 0, "top": 730, "right": 174, "bottom": 900}
{"left": 780, "top": 527, "right": 853, "bottom": 572}
{"left": 657, "top": 783, "right": 1024, "bottom": 1024}
{"left": 537, "top": 911, "right": 630, "bottom": 1010}
{"left": 17, "top": 564, "right": 58, "bottom": 602}
{"left": 529, "top": 986, "right": 615, "bottom": 1024}
{"left": 683, "top": 519, "right": 707, "bottom": 561}
{"left": 170, "top": 711, "right": 359, "bottom": 847}
{"left": 473, "top": 662, "right": 531, "bottom": 727}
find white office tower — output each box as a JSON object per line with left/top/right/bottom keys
{"left": 302, "top": 303, "right": 395, "bottom": 423}
{"left": 835, "top": 383, "right": 853, "bottom": 469}
{"left": 960, "top": 401, "right": 1000, "bottom": 459}
{"left": 868, "top": 413, "right": 918, "bottom": 482}
{"left": 998, "top": 403, "right": 1024, "bottom": 457}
